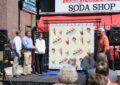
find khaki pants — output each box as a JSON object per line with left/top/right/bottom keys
{"left": 23, "top": 51, "right": 32, "bottom": 75}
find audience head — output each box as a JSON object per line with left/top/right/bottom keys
{"left": 97, "top": 53, "right": 108, "bottom": 62}
{"left": 58, "top": 65, "right": 78, "bottom": 84}
{"left": 96, "top": 60, "right": 109, "bottom": 76}
{"left": 88, "top": 73, "right": 108, "bottom": 85}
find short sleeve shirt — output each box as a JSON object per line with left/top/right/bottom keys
{"left": 98, "top": 35, "right": 109, "bottom": 52}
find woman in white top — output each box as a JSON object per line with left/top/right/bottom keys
{"left": 35, "top": 33, "right": 46, "bottom": 74}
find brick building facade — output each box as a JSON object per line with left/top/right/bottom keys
{"left": 0, "top": 0, "right": 36, "bottom": 40}
{"left": 0, "top": 0, "right": 36, "bottom": 60}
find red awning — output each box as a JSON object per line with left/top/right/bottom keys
{"left": 38, "top": 14, "right": 120, "bottom": 32}
{"left": 112, "top": 14, "right": 120, "bottom": 26}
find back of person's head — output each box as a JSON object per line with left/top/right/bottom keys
{"left": 16, "top": 30, "right": 21, "bottom": 36}
{"left": 58, "top": 65, "right": 78, "bottom": 84}
{"left": 96, "top": 61, "right": 109, "bottom": 76}
{"left": 88, "top": 73, "right": 108, "bottom": 85}
{"left": 97, "top": 53, "right": 108, "bottom": 62}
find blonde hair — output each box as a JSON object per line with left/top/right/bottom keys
{"left": 58, "top": 65, "right": 78, "bottom": 84}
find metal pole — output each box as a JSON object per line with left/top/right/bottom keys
{"left": 18, "top": 0, "right": 21, "bottom": 30}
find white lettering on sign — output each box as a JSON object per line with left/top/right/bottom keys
{"left": 23, "top": 1, "right": 36, "bottom": 14}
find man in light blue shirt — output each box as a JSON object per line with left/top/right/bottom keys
{"left": 22, "top": 30, "right": 35, "bottom": 75}
{"left": 23, "top": 36, "right": 33, "bottom": 50}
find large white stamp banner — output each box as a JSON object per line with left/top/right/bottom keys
{"left": 49, "top": 23, "right": 95, "bottom": 70}
{"left": 55, "top": 0, "right": 120, "bottom": 13}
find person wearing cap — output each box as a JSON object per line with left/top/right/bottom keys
{"left": 12, "top": 30, "right": 22, "bottom": 77}
{"left": 97, "top": 27, "right": 109, "bottom": 53}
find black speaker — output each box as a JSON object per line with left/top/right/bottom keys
{"left": 109, "top": 26, "right": 120, "bottom": 45}
{"left": 0, "top": 29, "right": 8, "bottom": 51}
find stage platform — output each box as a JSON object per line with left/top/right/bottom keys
{"left": 3, "top": 72, "right": 87, "bottom": 85}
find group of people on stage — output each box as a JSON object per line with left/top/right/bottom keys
{"left": 12, "top": 30, "right": 46, "bottom": 77}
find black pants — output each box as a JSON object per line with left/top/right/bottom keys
{"left": 35, "top": 54, "right": 44, "bottom": 73}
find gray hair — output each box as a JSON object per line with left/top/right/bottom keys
{"left": 58, "top": 65, "right": 78, "bottom": 84}
{"left": 97, "top": 53, "right": 108, "bottom": 62}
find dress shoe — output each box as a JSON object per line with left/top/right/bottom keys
{"left": 22, "top": 73, "right": 27, "bottom": 76}
{"left": 28, "top": 72, "right": 32, "bottom": 75}
{"left": 35, "top": 72, "right": 39, "bottom": 75}
{"left": 13, "top": 75, "right": 20, "bottom": 78}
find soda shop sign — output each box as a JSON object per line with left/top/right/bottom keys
{"left": 55, "top": 0, "right": 120, "bottom": 13}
